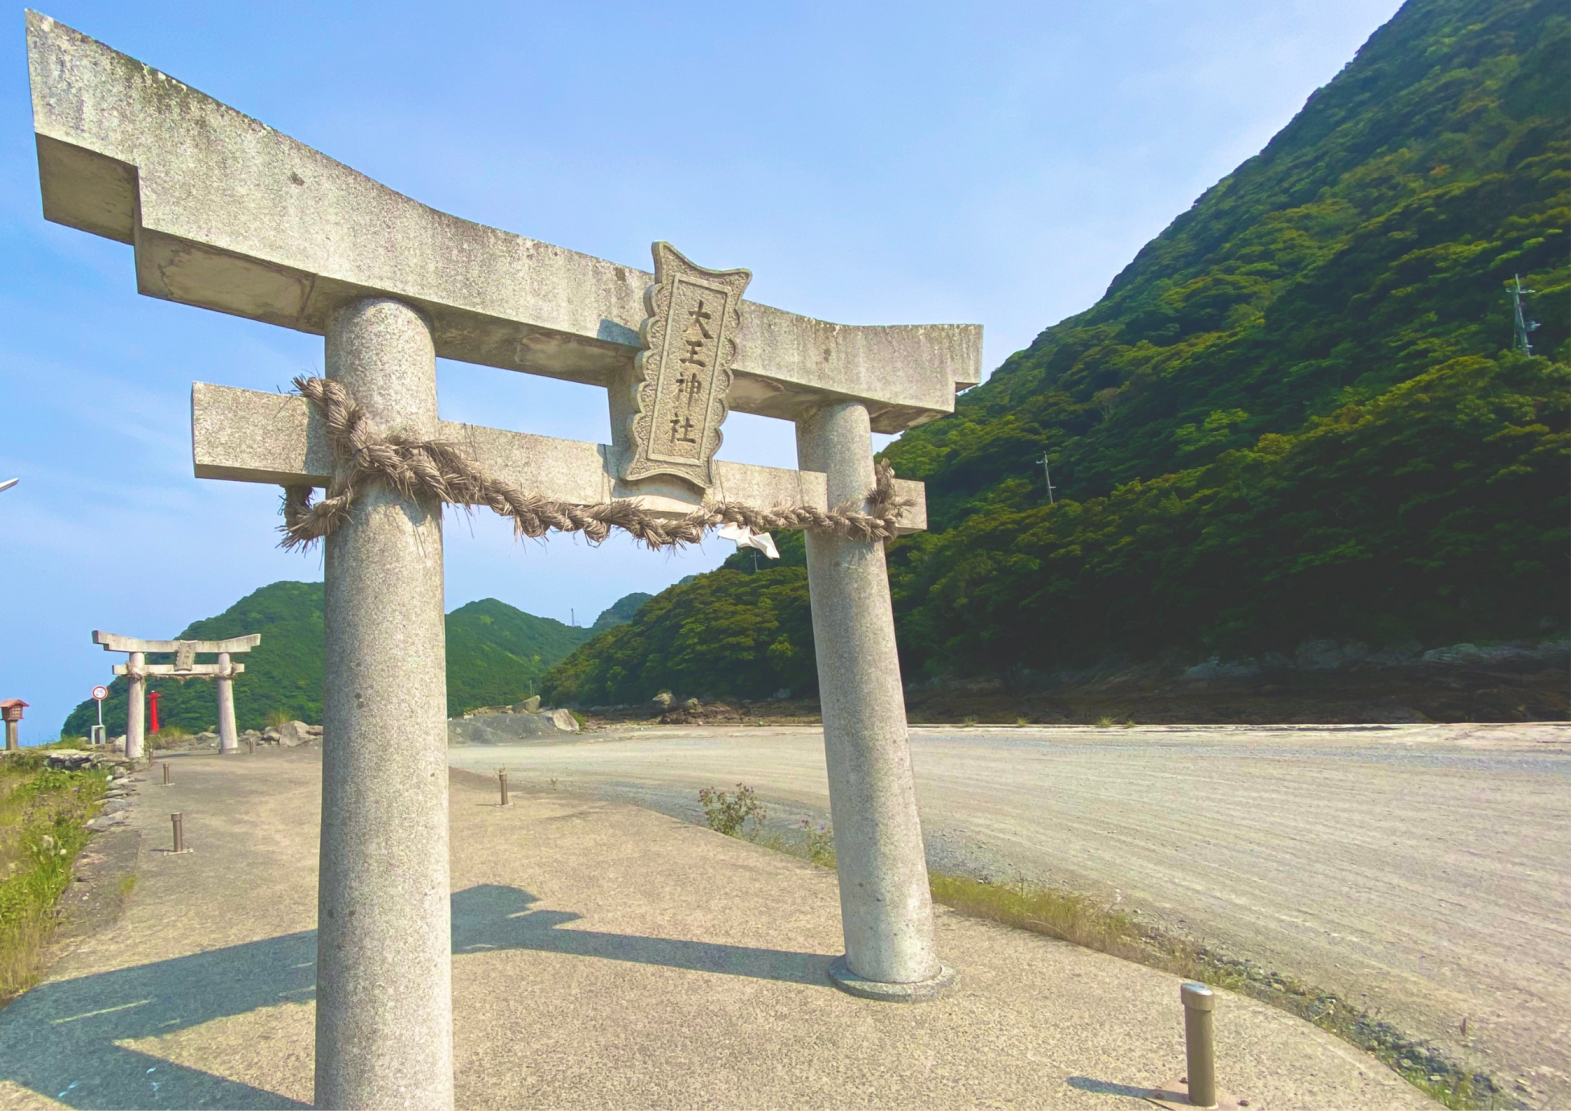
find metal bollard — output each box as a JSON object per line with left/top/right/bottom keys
{"left": 161, "top": 761, "right": 171, "bottom": 786}
{"left": 171, "top": 813, "right": 187, "bottom": 854}
{"left": 498, "top": 768, "right": 509, "bottom": 807}
{"left": 1181, "top": 982, "right": 1217, "bottom": 1108}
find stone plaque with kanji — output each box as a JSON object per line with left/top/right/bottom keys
{"left": 622, "top": 242, "right": 750, "bottom": 489}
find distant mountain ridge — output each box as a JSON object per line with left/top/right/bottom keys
{"left": 61, "top": 582, "right": 649, "bottom": 736}
{"left": 590, "top": 593, "right": 653, "bottom": 633}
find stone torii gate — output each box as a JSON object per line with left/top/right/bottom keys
{"left": 28, "top": 14, "right": 981, "bottom": 1109}
{"left": 92, "top": 630, "right": 259, "bottom": 759}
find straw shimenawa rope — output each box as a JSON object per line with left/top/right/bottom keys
{"left": 279, "top": 376, "right": 913, "bottom": 551}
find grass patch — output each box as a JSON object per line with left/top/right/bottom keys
{"left": 925, "top": 874, "right": 1506, "bottom": 1109}
{"left": 0, "top": 752, "right": 109, "bottom": 1004}
{"left": 147, "top": 724, "right": 191, "bottom": 751}
{"left": 929, "top": 873, "right": 1195, "bottom": 976}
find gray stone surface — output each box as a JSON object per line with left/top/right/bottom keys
{"left": 318, "top": 298, "right": 454, "bottom": 1110}
{"left": 548, "top": 708, "right": 580, "bottom": 734}
{"left": 448, "top": 713, "right": 563, "bottom": 745}
{"left": 93, "top": 631, "right": 260, "bottom": 655}
{"left": 110, "top": 661, "right": 246, "bottom": 679}
{"left": 621, "top": 242, "right": 750, "bottom": 488}
{"left": 828, "top": 955, "right": 959, "bottom": 1002}
{"left": 797, "top": 402, "right": 945, "bottom": 989}
{"left": 276, "top": 721, "right": 312, "bottom": 748}
{"left": 124, "top": 651, "right": 144, "bottom": 762}
{"left": 216, "top": 653, "right": 237, "bottom": 754}
{"left": 27, "top": 14, "right": 979, "bottom": 432}
{"left": 190, "top": 382, "right": 929, "bottom": 532}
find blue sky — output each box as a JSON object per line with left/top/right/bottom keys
{"left": 0, "top": 0, "right": 1404, "bottom": 741}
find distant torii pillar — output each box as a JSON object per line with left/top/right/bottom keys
{"left": 93, "top": 631, "right": 261, "bottom": 758}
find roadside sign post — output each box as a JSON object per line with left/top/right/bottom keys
{"left": 91, "top": 686, "right": 108, "bottom": 746}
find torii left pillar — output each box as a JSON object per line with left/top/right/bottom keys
{"left": 126, "top": 653, "right": 145, "bottom": 760}
{"left": 315, "top": 296, "right": 453, "bottom": 1110}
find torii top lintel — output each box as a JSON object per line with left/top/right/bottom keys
{"left": 94, "top": 630, "right": 261, "bottom": 655}
{"left": 25, "top": 12, "right": 982, "bottom": 434}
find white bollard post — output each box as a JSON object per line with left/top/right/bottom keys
{"left": 125, "top": 651, "right": 145, "bottom": 761}
{"left": 216, "top": 651, "right": 238, "bottom": 755}
{"left": 314, "top": 297, "right": 454, "bottom": 1109}
{"left": 797, "top": 401, "right": 954, "bottom": 1000}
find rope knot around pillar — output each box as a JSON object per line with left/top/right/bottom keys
{"left": 279, "top": 376, "right": 914, "bottom": 552}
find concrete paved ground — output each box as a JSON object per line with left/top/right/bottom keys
{"left": 447, "top": 722, "right": 1571, "bottom": 1108}
{"left": 0, "top": 747, "right": 1431, "bottom": 1110}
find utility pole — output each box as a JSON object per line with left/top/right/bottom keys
{"left": 570, "top": 608, "right": 575, "bottom": 627}
{"left": 1038, "top": 454, "right": 1057, "bottom": 505}
{"left": 1511, "top": 274, "right": 1540, "bottom": 355}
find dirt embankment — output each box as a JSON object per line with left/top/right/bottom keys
{"left": 908, "top": 640, "right": 1569, "bottom": 725}
{"left": 581, "top": 640, "right": 1569, "bottom": 729}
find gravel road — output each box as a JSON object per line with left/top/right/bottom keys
{"left": 448, "top": 721, "right": 1571, "bottom": 1108}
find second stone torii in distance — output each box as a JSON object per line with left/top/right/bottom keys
{"left": 29, "top": 12, "right": 982, "bottom": 1110}
{"left": 92, "top": 630, "right": 260, "bottom": 760}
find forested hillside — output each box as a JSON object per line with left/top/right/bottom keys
{"left": 544, "top": 535, "right": 816, "bottom": 707}
{"left": 445, "top": 598, "right": 594, "bottom": 715}
{"left": 889, "top": 0, "right": 1566, "bottom": 523}
{"left": 544, "top": 0, "right": 1568, "bottom": 706}
{"left": 62, "top": 583, "right": 649, "bottom": 735}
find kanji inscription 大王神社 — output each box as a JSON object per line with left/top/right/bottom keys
{"left": 622, "top": 242, "right": 750, "bottom": 488}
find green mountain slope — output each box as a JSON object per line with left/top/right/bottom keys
{"left": 890, "top": 0, "right": 1566, "bottom": 527}
{"left": 544, "top": 534, "right": 815, "bottom": 707}
{"left": 444, "top": 598, "right": 593, "bottom": 714}
{"left": 62, "top": 583, "right": 652, "bottom": 735}
{"left": 542, "top": 0, "right": 1569, "bottom": 703}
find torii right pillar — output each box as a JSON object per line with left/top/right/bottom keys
{"left": 799, "top": 401, "right": 956, "bottom": 999}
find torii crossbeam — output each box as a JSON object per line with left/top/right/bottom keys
{"left": 29, "top": 12, "right": 981, "bottom": 1109}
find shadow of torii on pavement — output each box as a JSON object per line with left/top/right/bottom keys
{"left": 0, "top": 884, "right": 838, "bottom": 1110}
